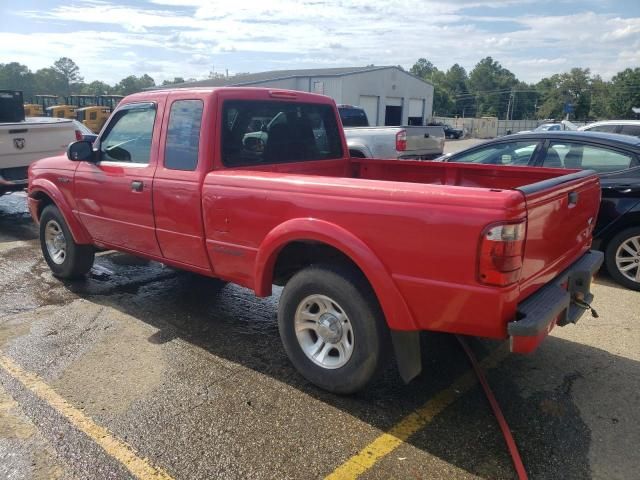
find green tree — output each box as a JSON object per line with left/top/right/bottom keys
{"left": 609, "top": 68, "right": 640, "bottom": 118}
{"left": 536, "top": 68, "right": 592, "bottom": 120}
{"left": 115, "top": 74, "right": 155, "bottom": 95}
{"left": 0, "top": 62, "right": 35, "bottom": 99}
{"left": 410, "top": 58, "right": 437, "bottom": 80}
{"left": 162, "top": 77, "right": 186, "bottom": 86}
{"left": 32, "top": 68, "right": 67, "bottom": 97}
{"left": 468, "top": 57, "right": 518, "bottom": 118}
{"left": 81, "top": 80, "right": 113, "bottom": 95}
{"left": 52, "top": 57, "right": 83, "bottom": 95}
{"left": 589, "top": 75, "right": 611, "bottom": 119}
{"left": 443, "top": 64, "right": 471, "bottom": 116}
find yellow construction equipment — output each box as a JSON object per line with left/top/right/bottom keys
{"left": 76, "top": 95, "right": 123, "bottom": 133}
{"left": 23, "top": 95, "right": 59, "bottom": 117}
{"left": 47, "top": 95, "right": 96, "bottom": 119}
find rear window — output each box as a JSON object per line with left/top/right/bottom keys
{"left": 542, "top": 141, "right": 635, "bottom": 173}
{"left": 338, "top": 107, "right": 369, "bottom": 127}
{"left": 619, "top": 125, "right": 640, "bottom": 137}
{"left": 222, "top": 100, "right": 343, "bottom": 166}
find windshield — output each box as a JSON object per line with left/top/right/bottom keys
{"left": 534, "top": 124, "right": 560, "bottom": 132}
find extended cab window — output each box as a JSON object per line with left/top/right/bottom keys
{"left": 222, "top": 100, "right": 343, "bottom": 166}
{"left": 448, "top": 141, "right": 539, "bottom": 166}
{"left": 100, "top": 103, "right": 156, "bottom": 164}
{"left": 165, "top": 100, "right": 203, "bottom": 171}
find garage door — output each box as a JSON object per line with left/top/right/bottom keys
{"left": 358, "top": 96, "right": 378, "bottom": 126}
{"left": 408, "top": 99, "right": 424, "bottom": 118}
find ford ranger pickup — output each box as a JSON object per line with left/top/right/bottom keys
{"left": 28, "top": 87, "right": 603, "bottom": 393}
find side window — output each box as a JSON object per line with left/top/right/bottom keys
{"left": 542, "top": 141, "right": 634, "bottom": 173}
{"left": 89, "top": 111, "right": 97, "bottom": 121}
{"left": 619, "top": 125, "right": 640, "bottom": 137}
{"left": 222, "top": 100, "right": 343, "bottom": 166}
{"left": 448, "top": 141, "right": 539, "bottom": 166}
{"left": 165, "top": 100, "right": 203, "bottom": 171}
{"left": 587, "top": 124, "right": 617, "bottom": 133}
{"left": 100, "top": 104, "right": 156, "bottom": 164}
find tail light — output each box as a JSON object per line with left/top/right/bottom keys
{"left": 395, "top": 130, "right": 407, "bottom": 152}
{"left": 75, "top": 129, "right": 83, "bottom": 141}
{"left": 478, "top": 221, "right": 526, "bottom": 286}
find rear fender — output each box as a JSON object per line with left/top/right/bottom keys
{"left": 254, "top": 218, "right": 417, "bottom": 331}
{"left": 346, "top": 142, "right": 373, "bottom": 158}
{"left": 29, "top": 179, "right": 92, "bottom": 244}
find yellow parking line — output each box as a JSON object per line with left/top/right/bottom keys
{"left": 0, "top": 353, "right": 174, "bottom": 480}
{"left": 325, "top": 343, "right": 509, "bottom": 480}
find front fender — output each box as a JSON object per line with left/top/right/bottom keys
{"left": 254, "top": 218, "right": 417, "bottom": 331}
{"left": 29, "top": 179, "right": 92, "bottom": 244}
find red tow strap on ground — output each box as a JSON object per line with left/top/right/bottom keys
{"left": 456, "top": 335, "right": 529, "bottom": 480}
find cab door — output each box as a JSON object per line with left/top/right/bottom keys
{"left": 74, "top": 101, "right": 164, "bottom": 255}
{"left": 152, "top": 95, "right": 212, "bottom": 271}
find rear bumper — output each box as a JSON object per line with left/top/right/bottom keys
{"left": 508, "top": 250, "right": 604, "bottom": 353}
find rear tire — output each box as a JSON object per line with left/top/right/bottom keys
{"left": 40, "top": 205, "right": 94, "bottom": 279}
{"left": 604, "top": 227, "right": 640, "bottom": 291}
{"left": 278, "top": 263, "right": 388, "bottom": 394}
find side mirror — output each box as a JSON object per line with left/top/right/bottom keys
{"left": 67, "top": 141, "right": 94, "bottom": 162}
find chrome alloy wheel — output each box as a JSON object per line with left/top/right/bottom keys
{"left": 294, "top": 294, "right": 354, "bottom": 369}
{"left": 44, "top": 219, "right": 67, "bottom": 265}
{"left": 615, "top": 235, "right": 640, "bottom": 284}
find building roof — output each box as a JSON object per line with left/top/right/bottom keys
{"left": 155, "top": 66, "right": 432, "bottom": 89}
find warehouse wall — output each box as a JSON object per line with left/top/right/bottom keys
{"left": 339, "top": 69, "right": 433, "bottom": 126}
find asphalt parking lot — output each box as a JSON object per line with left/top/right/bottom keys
{"left": 1, "top": 180, "right": 638, "bottom": 479}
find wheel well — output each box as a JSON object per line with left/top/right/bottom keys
{"left": 272, "top": 241, "right": 367, "bottom": 287}
{"left": 349, "top": 149, "right": 367, "bottom": 158}
{"left": 30, "top": 191, "right": 54, "bottom": 220}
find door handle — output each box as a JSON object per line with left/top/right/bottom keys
{"left": 131, "top": 180, "right": 143, "bottom": 192}
{"left": 424, "top": 133, "right": 430, "bottom": 138}
{"left": 568, "top": 191, "right": 579, "bottom": 206}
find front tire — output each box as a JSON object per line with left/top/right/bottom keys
{"left": 278, "top": 263, "right": 388, "bottom": 394}
{"left": 40, "top": 205, "right": 95, "bottom": 279}
{"left": 604, "top": 227, "right": 640, "bottom": 291}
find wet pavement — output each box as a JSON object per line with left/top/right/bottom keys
{"left": 1, "top": 192, "right": 638, "bottom": 479}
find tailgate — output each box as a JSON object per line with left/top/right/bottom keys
{"left": 518, "top": 169, "right": 601, "bottom": 297}
{"left": 1, "top": 122, "right": 75, "bottom": 169}
{"left": 404, "top": 126, "right": 444, "bottom": 153}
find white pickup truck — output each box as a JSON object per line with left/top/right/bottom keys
{"left": 1, "top": 90, "right": 80, "bottom": 195}
{"left": 338, "top": 104, "right": 445, "bottom": 160}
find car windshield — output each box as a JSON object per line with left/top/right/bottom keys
{"left": 534, "top": 124, "right": 559, "bottom": 131}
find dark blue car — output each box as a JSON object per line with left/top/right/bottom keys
{"left": 439, "top": 131, "right": 640, "bottom": 290}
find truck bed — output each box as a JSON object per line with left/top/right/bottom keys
{"left": 205, "top": 158, "right": 600, "bottom": 339}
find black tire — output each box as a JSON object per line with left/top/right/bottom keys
{"left": 278, "top": 263, "right": 388, "bottom": 394}
{"left": 604, "top": 226, "right": 640, "bottom": 291}
{"left": 40, "top": 205, "right": 95, "bottom": 279}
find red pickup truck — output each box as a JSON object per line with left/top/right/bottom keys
{"left": 28, "top": 87, "right": 603, "bottom": 393}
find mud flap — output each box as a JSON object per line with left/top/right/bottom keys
{"left": 390, "top": 330, "right": 422, "bottom": 383}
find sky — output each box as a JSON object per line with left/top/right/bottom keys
{"left": 1, "top": 0, "right": 639, "bottom": 86}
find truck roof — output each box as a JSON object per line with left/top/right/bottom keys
{"left": 124, "top": 87, "right": 336, "bottom": 105}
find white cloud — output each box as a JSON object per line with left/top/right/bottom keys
{"left": 2, "top": 1, "right": 639, "bottom": 84}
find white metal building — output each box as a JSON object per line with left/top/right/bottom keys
{"left": 167, "top": 66, "right": 434, "bottom": 126}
